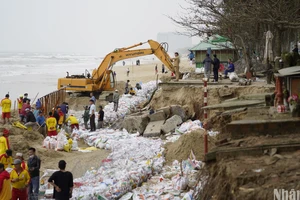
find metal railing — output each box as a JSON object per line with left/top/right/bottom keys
{"left": 39, "top": 87, "right": 66, "bottom": 115}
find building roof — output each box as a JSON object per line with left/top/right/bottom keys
{"left": 278, "top": 66, "right": 300, "bottom": 76}
{"left": 190, "top": 35, "right": 234, "bottom": 51}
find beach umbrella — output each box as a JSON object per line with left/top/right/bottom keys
{"left": 264, "top": 30, "right": 274, "bottom": 63}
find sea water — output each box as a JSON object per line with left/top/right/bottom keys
{"left": 0, "top": 52, "right": 156, "bottom": 110}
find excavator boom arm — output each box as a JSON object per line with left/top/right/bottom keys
{"left": 92, "top": 40, "right": 175, "bottom": 84}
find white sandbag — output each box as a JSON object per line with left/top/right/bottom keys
{"left": 172, "top": 175, "right": 189, "bottom": 191}
{"left": 71, "top": 140, "right": 79, "bottom": 151}
{"left": 98, "top": 142, "right": 105, "bottom": 149}
{"left": 228, "top": 72, "right": 239, "bottom": 82}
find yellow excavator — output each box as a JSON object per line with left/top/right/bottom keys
{"left": 57, "top": 40, "right": 175, "bottom": 93}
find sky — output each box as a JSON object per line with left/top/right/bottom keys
{"left": 0, "top": 0, "right": 191, "bottom": 55}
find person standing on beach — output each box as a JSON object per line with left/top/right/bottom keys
{"left": 89, "top": 100, "right": 96, "bottom": 132}
{"left": 97, "top": 106, "right": 104, "bottom": 129}
{"left": 213, "top": 54, "right": 220, "bottom": 82}
{"left": 27, "top": 147, "right": 41, "bottom": 199}
{"left": 125, "top": 80, "right": 130, "bottom": 94}
{"left": 162, "top": 64, "right": 165, "bottom": 73}
{"left": 203, "top": 53, "right": 213, "bottom": 81}
{"left": 10, "top": 159, "right": 30, "bottom": 200}
{"left": 155, "top": 64, "right": 158, "bottom": 74}
{"left": 0, "top": 132, "right": 8, "bottom": 155}
{"left": 127, "top": 68, "right": 130, "bottom": 77}
{"left": 46, "top": 112, "right": 57, "bottom": 136}
{"left": 1, "top": 94, "right": 11, "bottom": 124}
{"left": 90, "top": 92, "right": 96, "bottom": 104}
{"left": 171, "top": 52, "right": 180, "bottom": 81}
{"left": 22, "top": 93, "right": 29, "bottom": 103}
{"left": 17, "top": 95, "right": 23, "bottom": 115}
{"left": 48, "top": 160, "right": 73, "bottom": 200}
{"left": 123, "top": 61, "right": 125, "bottom": 66}
{"left": 113, "top": 90, "right": 119, "bottom": 112}
{"left": 82, "top": 106, "right": 90, "bottom": 129}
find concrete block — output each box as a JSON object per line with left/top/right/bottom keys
{"left": 170, "top": 105, "right": 187, "bottom": 121}
{"left": 218, "top": 87, "right": 233, "bottom": 97}
{"left": 122, "top": 113, "right": 149, "bottom": 134}
{"left": 148, "top": 110, "right": 166, "bottom": 122}
{"left": 143, "top": 120, "right": 165, "bottom": 137}
{"left": 161, "top": 115, "right": 183, "bottom": 134}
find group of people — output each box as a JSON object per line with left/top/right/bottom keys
{"left": 0, "top": 147, "right": 73, "bottom": 200}
{"left": 0, "top": 147, "right": 41, "bottom": 200}
{"left": 203, "top": 54, "right": 235, "bottom": 82}
{"left": 82, "top": 93, "right": 105, "bottom": 131}
{"left": 1, "top": 92, "right": 82, "bottom": 137}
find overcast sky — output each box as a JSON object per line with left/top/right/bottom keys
{"left": 0, "top": 0, "right": 190, "bottom": 55}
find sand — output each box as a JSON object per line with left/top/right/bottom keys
{"left": 112, "top": 59, "right": 192, "bottom": 86}
{"left": 164, "top": 130, "right": 216, "bottom": 164}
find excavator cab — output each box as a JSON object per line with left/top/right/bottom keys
{"left": 58, "top": 69, "right": 115, "bottom": 93}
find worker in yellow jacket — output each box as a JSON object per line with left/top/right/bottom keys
{"left": 0, "top": 94, "right": 11, "bottom": 124}
{"left": 0, "top": 132, "right": 8, "bottom": 155}
{"left": 0, "top": 163, "right": 11, "bottom": 200}
{"left": 0, "top": 149, "right": 13, "bottom": 169}
{"left": 65, "top": 114, "right": 79, "bottom": 132}
{"left": 17, "top": 95, "right": 23, "bottom": 115}
{"left": 46, "top": 112, "right": 57, "bottom": 137}
{"left": 10, "top": 159, "right": 30, "bottom": 200}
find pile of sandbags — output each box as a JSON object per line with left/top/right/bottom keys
{"left": 72, "top": 129, "right": 164, "bottom": 199}
{"left": 104, "top": 81, "right": 158, "bottom": 123}
{"left": 42, "top": 130, "right": 78, "bottom": 151}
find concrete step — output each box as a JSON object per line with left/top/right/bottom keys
{"left": 202, "top": 100, "right": 265, "bottom": 111}
{"left": 205, "top": 142, "right": 300, "bottom": 162}
{"left": 223, "top": 118, "right": 300, "bottom": 139}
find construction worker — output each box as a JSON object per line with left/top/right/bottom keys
{"left": 129, "top": 88, "right": 136, "bottom": 95}
{"left": 0, "top": 132, "right": 8, "bottom": 155}
{"left": 171, "top": 52, "right": 180, "bottom": 81}
{"left": 0, "top": 163, "right": 11, "bottom": 200}
{"left": 25, "top": 108, "right": 37, "bottom": 130}
{"left": 16, "top": 153, "right": 28, "bottom": 170}
{"left": 82, "top": 106, "right": 90, "bottom": 130}
{"left": 113, "top": 90, "right": 119, "bottom": 112}
{"left": 36, "top": 111, "right": 46, "bottom": 137}
{"left": 65, "top": 114, "right": 79, "bottom": 132}
{"left": 89, "top": 99, "right": 96, "bottom": 132}
{"left": 46, "top": 112, "right": 57, "bottom": 136}
{"left": 3, "top": 129, "right": 9, "bottom": 150}
{"left": 97, "top": 106, "right": 104, "bottom": 129}
{"left": 0, "top": 149, "right": 13, "bottom": 169}
{"left": 20, "top": 99, "right": 31, "bottom": 123}
{"left": 10, "top": 159, "right": 30, "bottom": 200}
{"left": 1, "top": 94, "right": 11, "bottom": 124}
{"left": 57, "top": 107, "right": 64, "bottom": 129}
{"left": 17, "top": 95, "right": 23, "bottom": 115}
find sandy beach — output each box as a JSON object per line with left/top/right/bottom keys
{"left": 112, "top": 58, "right": 192, "bottom": 85}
